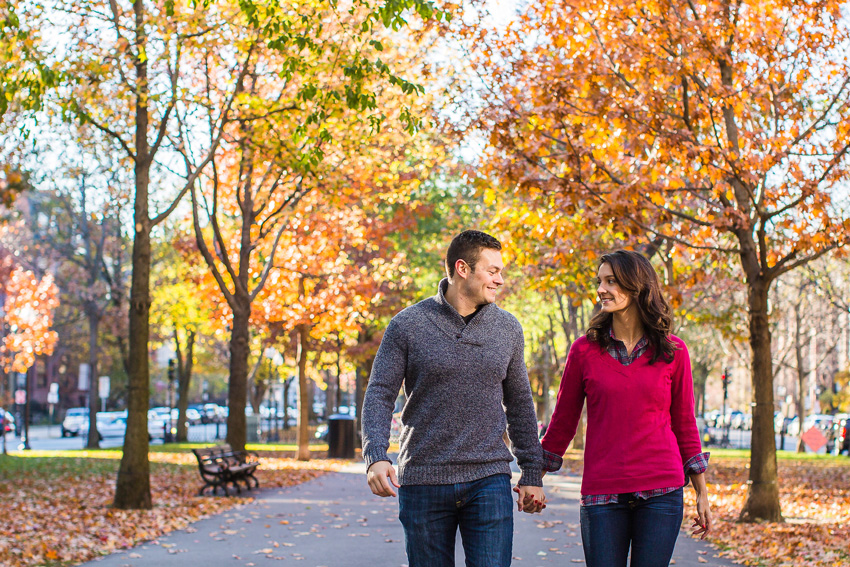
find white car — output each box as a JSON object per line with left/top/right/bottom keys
{"left": 80, "top": 411, "right": 167, "bottom": 441}
{"left": 61, "top": 407, "right": 90, "bottom": 437}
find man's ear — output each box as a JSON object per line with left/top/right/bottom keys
{"left": 455, "top": 259, "right": 469, "bottom": 279}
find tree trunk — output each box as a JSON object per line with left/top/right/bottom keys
{"left": 283, "top": 376, "right": 293, "bottom": 429}
{"left": 113, "top": 178, "right": 153, "bottom": 509}
{"left": 175, "top": 328, "right": 195, "bottom": 443}
{"left": 571, "top": 405, "right": 586, "bottom": 451}
{"left": 692, "top": 360, "right": 709, "bottom": 418}
{"left": 739, "top": 279, "right": 782, "bottom": 522}
{"left": 85, "top": 306, "right": 100, "bottom": 449}
{"left": 354, "top": 328, "right": 374, "bottom": 449}
{"left": 794, "top": 303, "right": 807, "bottom": 453}
{"left": 252, "top": 370, "right": 267, "bottom": 414}
{"left": 296, "top": 322, "right": 311, "bottom": 461}
{"left": 114, "top": 0, "right": 153, "bottom": 506}
{"left": 355, "top": 358, "right": 374, "bottom": 450}
{"left": 226, "top": 303, "right": 251, "bottom": 452}
{"left": 326, "top": 368, "right": 337, "bottom": 417}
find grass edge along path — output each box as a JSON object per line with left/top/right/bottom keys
{"left": 0, "top": 446, "right": 343, "bottom": 567}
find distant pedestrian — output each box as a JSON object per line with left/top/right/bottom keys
{"left": 362, "top": 229, "right": 546, "bottom": 567}
{"left": 541, "top": 250, "right": 711, "bottom": 567}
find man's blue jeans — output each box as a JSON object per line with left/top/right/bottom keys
{"left": 580, "top": 487, "right": 684, "bottom": 567}
{"left": 398, "top": 473, "right": 513, "bottom": 567}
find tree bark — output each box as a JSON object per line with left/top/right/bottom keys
{"left": 739, "top": 278, "right": 782, "bottom": 522}
{"left": 354, "top": 328, "right": 374, "bottom": 449}
{"left": 794, "top": 303, "right": 807, "bottom": 453}
{"left": 692, "top": 360, "right": 709, "bottom": 418}
{"left": 296, "top": 321, "right": 311, "bottom": 461}
{"left": 175, "top": 328, "right": 195, "bottom": 443}
{"left": 85, "top": 306, "right": 100, "bottom": 449}
{"left": 114, "top": 177, "right": 153, "bottom": 509}
{"left": 114, "top": 0, "right": 152, "bottom": 509}
{"left": 226, "top": 303, "right": 250, "bottom": 452}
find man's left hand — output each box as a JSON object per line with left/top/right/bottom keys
{"left": 513, "top": 485, "right": 546, "bottom": 513}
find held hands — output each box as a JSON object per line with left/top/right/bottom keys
{"left": 366, "top": 461, "right": 400, "bottom": 497}
{"left": 513, "top": 485, "right": 546, "bottom": 514}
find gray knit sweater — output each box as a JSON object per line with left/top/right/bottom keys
{"left": 361, "top": 279, "right": 543, "bottom": 487}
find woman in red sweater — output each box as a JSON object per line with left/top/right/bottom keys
{"left": 541, "top": 250, "right": 711, "bottom": 567}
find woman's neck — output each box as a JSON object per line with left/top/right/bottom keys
{"left": 611, "top": 306, "right": 644, "bottom": 344}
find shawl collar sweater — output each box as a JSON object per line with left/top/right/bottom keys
{"left": 541, "top": 335, "right": 703, "bottom": 495}
{"left": 361, "top": 278, "right": 543, "bottom": 486}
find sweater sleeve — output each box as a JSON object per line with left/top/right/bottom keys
{"left": 361, "top": 317, "right": 407, "bottom": 469}
{"left": 669, "top": 340, "right": 703, "bottom": 464}
{"left": 503, "top": 325, "right": 544, "bottom": 487}
{"left": 540, "top": 339, "right": 586, "bottom": 469}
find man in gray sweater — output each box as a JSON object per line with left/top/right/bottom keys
{"left": 362, "top": 230, "right": 545, "bottom": 567}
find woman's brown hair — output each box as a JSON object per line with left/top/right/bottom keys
{"left": 586, "top": 250, "right": 678, "bottom": 364}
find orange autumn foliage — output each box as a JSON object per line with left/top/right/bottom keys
{"left": 0, "top": 246, "right": 59, "bottom": 374}
{"left": 450, "top": 0, "right": 850, "bottom": 522}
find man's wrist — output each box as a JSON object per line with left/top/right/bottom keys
{"left": 362, "top": 447, "right": 391, "bottom": 469}
{"left": 366, "top": 459, "right": 392, "bottom": 473}
{"left": 518, "top": 468, "right": 543, "bottom": 487}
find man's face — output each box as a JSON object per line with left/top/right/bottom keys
{"left": 462, "top": 248, "right": 505, "bottom": 305}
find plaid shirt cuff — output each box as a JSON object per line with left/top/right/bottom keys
{"left": 542, "top": 449, "right": 563, "bottom": 473}
{"left": 682, "top": 451, "right": 710, "bottom": 486}
{"left": 684, "top": 451, "right": 710, "bottom": 476}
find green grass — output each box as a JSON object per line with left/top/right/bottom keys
{"left": 0, "top": 453, "right": 122, "bottom": 477}
{"left": 708, "top": 447, "right": 849, "bottom": 464}
{"left": 0, "top": 441, "right": 334, "bottom": 462}
{"left": 151, "top": 442, "right": 331, "bottom": 453}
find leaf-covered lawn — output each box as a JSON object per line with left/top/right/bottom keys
{"left": 562, "top": 449, "right": 849, "bottom": 566}
{"left": 691, "top": 455, "right": 850, "bottom": 567}
{"left": 0, "top": 450, "right": 337, "bottom": 567}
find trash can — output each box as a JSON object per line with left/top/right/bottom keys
{"left": 327, "top": 414, "right": 355, "bottom": 459}
{"left": 246, "top": 414, "right": 261, "bottom": 443}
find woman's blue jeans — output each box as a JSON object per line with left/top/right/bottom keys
{"left": 580, "top": 487, "right": 684, "bottom": 567}
{"left": 398, "top": 473, "right": 513, "bottom": 567}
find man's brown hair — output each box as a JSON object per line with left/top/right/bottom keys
{"left": 445, "top": 230, "right": 502, "bottom": 279}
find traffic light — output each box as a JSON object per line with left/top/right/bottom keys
{"left": 167, "top": 358, "right": 176, "bottom": 382}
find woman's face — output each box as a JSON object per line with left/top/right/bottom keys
{"left": 596, "top": 262, "right": 632, "bottom": 313}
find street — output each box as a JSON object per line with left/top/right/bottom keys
{"left": 1, "top": 422, "right": 230, "bottom": 451}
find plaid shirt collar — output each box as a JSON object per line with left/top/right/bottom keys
{"left": 606, "top": 328, "right": 648, "bottom": 366}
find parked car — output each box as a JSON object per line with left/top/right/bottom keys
{"left": 61, "top": 407, "right": 90, "bottom": 437}
{"left": 783, "top": 416, "right": 800, "bottom": 436}
{"left": 832, "top": 415, "right": 849, "bottom": 455}
{"left": 147, "top": 410, "right": 167, "bottom": 440}
{"left": 703, "top": 409, "right": 721, "bottom": 428}
{"left": 201, "top": 403, "right": 225, "bottom": 423}
{"left": 803, "top": 414, "right": 834, "bottom": 437}
{"left": 80, "top": 410, "right": 165, "bottom": 441}
{"left": 1, "top": 409, "right": 15, "bottom": 433}
{"left": 171, "top": 407, "right": 202, "bottom": 425}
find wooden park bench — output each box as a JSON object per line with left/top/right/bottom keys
{"left": 191, "top": 444, "right": 260, "bottom": 496}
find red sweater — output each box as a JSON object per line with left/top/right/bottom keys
{"left": 541, "top": 335, "right": 703, "bottom": 495}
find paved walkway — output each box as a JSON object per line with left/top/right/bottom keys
{"left": 82, "top": 463, "right": 734, "bottom": 567}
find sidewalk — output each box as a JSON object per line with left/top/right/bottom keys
{"left": 81, "top": 463, "right": 734, "bottom": 567}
